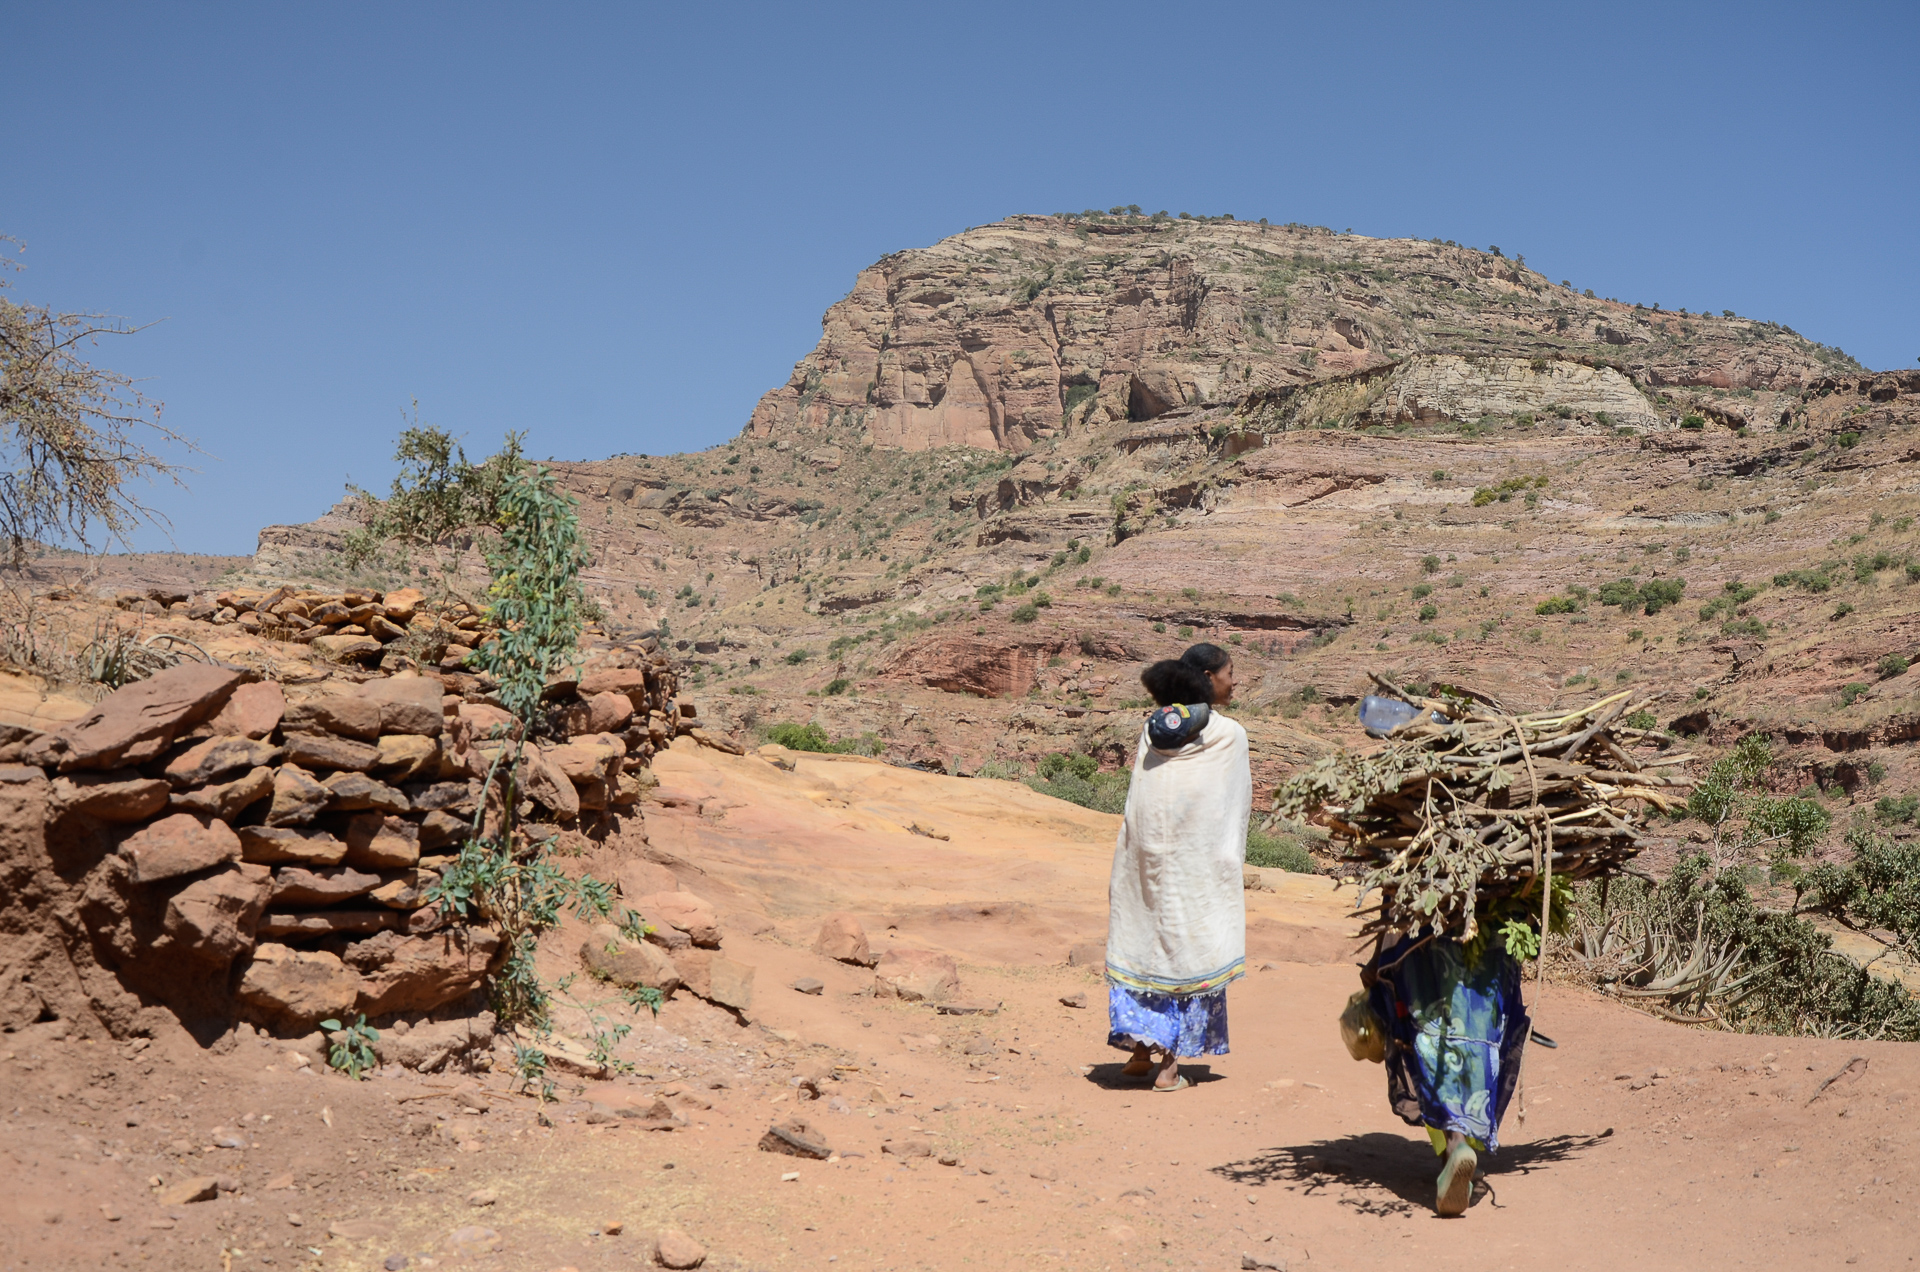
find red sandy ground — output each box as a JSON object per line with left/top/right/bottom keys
{"left": 3, "top": 742, "right": 1915, "bottom": 1272}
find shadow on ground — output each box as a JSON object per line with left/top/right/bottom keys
{"left": 1209, "top": 1131, "right": 1612, "bottom": 1216}
{"left": 1081, "top": 1062, "right": 1220, "bottom": 1091}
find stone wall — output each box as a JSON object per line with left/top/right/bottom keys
{"left": 0, "top": 606, "right": 685, "bottom": 1051}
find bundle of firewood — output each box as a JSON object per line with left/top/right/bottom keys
{"left": 1273, "top": 675, "right": 1692, "bottom": 944}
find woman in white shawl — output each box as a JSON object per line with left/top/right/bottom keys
{"left": 1106, "top": 644, "right": 1250, "bottom": 1091}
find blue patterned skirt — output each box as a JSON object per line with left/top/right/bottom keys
{"left": 1368, "top": 934, "right": 1529, "bottom": 1150}
{"left": 1106, "top": 983, "right": 1229, "bottom": 1057}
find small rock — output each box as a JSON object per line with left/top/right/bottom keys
{"left": 937, "top": 1152, "right": 961, "bottom": 1167}
{"left": 286, "top": 1213, "right": 304, "bottom": 1227}
{"left": 780, "top": 1170, "right": 800, "bottom": 1182}
{"left": 935, "top": 999, "right": 999, "bottom": 1016}
{"left": 653, "top": 1227, "right": 707, "bottom": 1269}
{"left": 467, "top": 1188, "right": 498, "bottom": 1207}
{"left": 330, "top": 1219, "right": 384, "bottom": 1240}
{"left": 792, "top": 977, "right": 825, "bottom": 996}
{"left": 603, "top": 1220, "right": 624, "bottom": 1236}
{"left": 1030, "top": 1166, "right": 1058, "bottom": 1181}
{"left": 99, "top": 1204, "right": 122, "bottom": 1222}
{"left": 1242, "top": 1255, "right": 1286, "bottom": 1271}
{"left": 758, "top": 1118, "right": 832, "bottom": 1159}
{"left": 384, "top": 1256, "right": 411, "bottom": 1271}
{"left": 1058, "top": 992, "right": 1087, "bottom": 1009}
{"left": 155, "top": 1175, "right": 219, "bottom": 1206}
{"left": 883, "top": 1137, "right": 932, "bottom": 1159}
{"left": 442, "top": 1225, "right": 504, "bottom": 1256}
{"left": 813, "top": 913, "right": 875, "bottom": 966}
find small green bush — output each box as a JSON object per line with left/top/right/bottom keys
{"left": 1011, "top": 603, "right": 1039, "bottom": 624}
{"left": 1833, "top": 602, "right": 1856, "bottom": 620}
{"left": 823, "top": 678, "right": 851, "bottom": 696}
{"left": 1417, "top": 603, "right": 1439, "bottom": 622}
{"left": 1722, "top": 617, "right": 1768, "bottom": 638}
{"left": 1421, "top": 555, "right": 1441, "bottom": 574}
{"left": 766, "top": 721, "right": 832, "bottom": 751}
{"left": 1880, "top": 654, "right": 1910, "bottom": 680}
{"left": 1680, "top": 414, "right": 1706, "bottom": 430}
{"left": 785, "top": 648, "right": 811, "bottom": 664}
{"left": 1874, "top": 793, "right": 1920, "bottom": 825}
{"left": 1245, "top": 821, "right": 1317, "bottom": 873}
{"left": 1412, "top": 583, "right": 1434, "bottom": 599}
{"left": 1838, "top": 432, "right": 1861, "bottom": 449}
{"left": 1775, "top": 566, "right": 1835, "bottom": 593}
{"left": 1535, "top": 596, "right": 1579, "bottom": 615}
{"left": 1841, "top": 682, "right": 1869, "bottom": 706}
{"left": 1624, "top": 709, "right": 1658, "bottom": 729}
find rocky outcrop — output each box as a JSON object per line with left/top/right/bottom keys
{"left": 742, "top": 216, "right": 1846, "bottom": 455}
{"left": 1, "top": 637, "right": 682, "bottom": 1046}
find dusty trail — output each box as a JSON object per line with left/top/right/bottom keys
{"left": 3, "top": 740, "right": 1915, "bottom": 1272}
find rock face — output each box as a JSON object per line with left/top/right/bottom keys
{"left": 813, "top": 913, "right": 874, "bottom": 966}
{"left": 745, "top": 216, "right": 1841, "bottom": 455}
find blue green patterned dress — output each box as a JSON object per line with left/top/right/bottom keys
{"left": 1368, "top": 934, "right": 1529, "bottom": 1150}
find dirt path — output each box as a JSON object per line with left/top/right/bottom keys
{"left": 4, "top": 740, "right": 1916, "bottom": 1272}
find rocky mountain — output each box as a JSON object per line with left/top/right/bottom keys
{"left": 243, "top": 215, "right": 1919, "bottom": 822}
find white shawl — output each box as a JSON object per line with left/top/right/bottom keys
{"left": 1105, "top": 711, "right": 1251, "bottom": 997}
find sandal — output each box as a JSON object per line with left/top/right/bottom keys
{"left": 1119, "top": 1056, "right": 1155, "bottom": 1077}
{"left": 1150, "top": 1075, "right": 1191, "bottom": 1092}
{"left": 1435, "top": 1141, "right": 1477, "bottom": 1216}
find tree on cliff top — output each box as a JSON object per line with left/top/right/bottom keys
{"left": 0, "top": 237, "right": 192, "bottom": 566}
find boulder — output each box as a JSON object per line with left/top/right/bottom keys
{"left": 120, "top": 813, "right": 242, "bottom": 883}
{"left": 171, "top": 764, "right": 275, "bottom": 819}
{"left": 417, "top": 808, "right": 469, "bottom": 851}
{"left": 584, "top": 690, "right": 634, "bottom": 734}
{"left": 238, "top": 943, "right": 362, "bottom": 1033}
{"left": 453, "top": 702, "right": 521, "bottom": 745}
{"left": 522, "top": 747, "right": 579, "bottom": 818}
{"left": 265, "top": 764, "right": 330, "bottom": 826}
{"left": 163, "top": 736, "right": 283, "bottom": 788}
{"left": 207, "top": 681, "right": 285, "bottom": 739}
{"left": 238, "top": 825, "right": 347, "bottom": 866}
{"left": 673, "top": 948, "right": 754, "bottom": 1013}
{"left": 374, "top": 734, "right": 440, "bottom": 780}
{"left": 281, "top": 692, "right": 382, "bottom": 740}
{"left": 160, "top": 863, "right": 272, "bottom": 961}
{"left": 372, "top": 1012, "right": 495, "bottom": 1070}
{"left": 580, "top": 923, "right": 683, "bottom": 995}
{"left": 355, "top": 677, "right": 445, "bottom": 736}
{"left": 873, "top": 947, "right": 960, "bottom": 1003}
{"left": 381, "top": 588, "right": 425, "bottom": 622}
{"left": 368, "top": 870, "right": 430, "bottom": 909}
{"left": 40, "top": 663, "right": 247, "bottom": 772}
{"left": 323, "top": 771, "right": 409, "bottom": 813}
{"left": 813, "top": 913, "right": 875, "bottom": 966}
{"left": 270, "top": 865, "right": 382, "bottom": 906}
{"left": 342, "top": 813, "right": 420, "bottom": 868}
{"left": 346, "top": 926, "right": 503, "bottom": 1016}
{"left": 312, "top": 634, "right": 382, "bottom": 662}
{"left": 156, "top": 1176, "right": 220, "bottom": 1207}
{"left": 577, "top": 668, "right": 652, "bottom": 699}
{"left": 634, "top": 890, "right": 719, "bottom": 948}
{"left": 284, "top": 731, "right": 380, "bottom": 772}
{"left": 49, "top": 770, "right": 170, "bottom": 822}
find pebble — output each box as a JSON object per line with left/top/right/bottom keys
{"left": 467, "top": 1188, "right": 498, "bottom": 1208}
{"left": 1058, "top": 993, "right": 1087, "bottom": 1009}
{"left": 1030, "top": 1166, "right": 1058, "bottom": 1181}
{"left": 792, "top": 978, "right": 825, "bottom": 996}
{"left": 383, "top": 1257, "right": 410, "bottom": 1271}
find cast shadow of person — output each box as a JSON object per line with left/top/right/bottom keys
{"left": 1082, "top": 1062, "right": 1220, "bottom": 1091}
{"left": 1209, "top": 1129, "right": 1611, "bottom": 1216}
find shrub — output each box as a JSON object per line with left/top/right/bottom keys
{"left": 823, "top": 678, "right": 851, "bottom": 696}
{"left": 1639, "top": 578, "right": 1686, "bottom": 615}
{"left": 1011, "top": 603, "right": 1039, "bottom": 624}
{"left": 1874, "top": 794, "right": 1920, "bottom": 825}
{"left": 1833, "top": 602, "right": 1856, "bottom": 620}
{"left": 1245, "top": 821, "right": 1317, "bottom": 873}
{"left": 1027, "top": 753, "right": 1130, "bottom": 813}
{"left": 1417, "top": 603, "right": 1439, "bottom": 622}
{"left": 1775, "top": 566, "right": 1835, "bottom": 593}
{"left": 1177, "top": 625, "right": 1195, "bottom": 638}
{"left": 785, "top": 648, "right": 811, "bottom": 664}
{"left": 1421, "top": 555, "right": 1441, "bottom": 574}
{"left": 1681, "top": 414, "right": 1706, "bottom": 430}
{"left": 766, "top": 721, "right": 832, "bottom": 751}
{"left": 1412, "top": 583, "right": 1434, "bottom": 599}
{"left": 1535, "top": 596, "right": 1579, "bottom": 615}
{"left": 1880, "top": 654, "right": 1910, "bottom": 680}
{"left": 1838, "top": 432, "right": 1860, "bottom": 449}
{"left": 1624, "top": 709, "right": 1658, "bottom": 729}
{"left": 1840, "top": 682, "right": 1869, "bottom": 706}
{"left": 1722, "top": 617, "right": 1768, "bottom": 638}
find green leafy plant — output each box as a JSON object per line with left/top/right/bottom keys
{"left": 1417, "top": 603, "right": 1438, "bottom": 622}
{"left": 1878, "top": 653, "right": 1909, "bottom": 680}
{"left": 1535, "top": 596, "right": 1579, "bottom": 615}
{"left": 320, "top": 1015, "right": 380, "bottom": 1080}
{"left": 1011, "top": 603, "right": 1039, "bottom": 624}
{"left": 1840, "top": 682, "right": 1869, "bottom": 706}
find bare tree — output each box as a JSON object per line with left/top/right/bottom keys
{"left": 0, "top": 236, "right": 194, "bottom": 566}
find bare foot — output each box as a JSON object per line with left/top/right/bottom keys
{"left": 1151, "top": 1051, "right": 1184, "bottom": 1090}
{"left": 1119, "top": 1043, "right": 1155, "bottom": 1077}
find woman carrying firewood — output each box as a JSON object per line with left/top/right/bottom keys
{"left": 1105, "top": 644, "right": 1250, "bottom": 1092}
{"left": 1363, "top": 925, "right": 1531, "bottom": 1216}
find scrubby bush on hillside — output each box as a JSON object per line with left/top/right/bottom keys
{"left": 1026, "top": 751, "right": 1130, "bottom": 814}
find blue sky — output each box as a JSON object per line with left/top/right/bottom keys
{"left": 4, "top": 2, "right": 1915, "bottom": 555}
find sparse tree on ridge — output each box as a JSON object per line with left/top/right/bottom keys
{"left": 0, "top": 236, "right": 192, "bottom": 567}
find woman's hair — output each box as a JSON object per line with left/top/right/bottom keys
{"left": 1181, "top": 642, "right": 1232, "bottom": 674}
{"left": 1140, "top": 659, "right": 1213, "bottom": 707}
